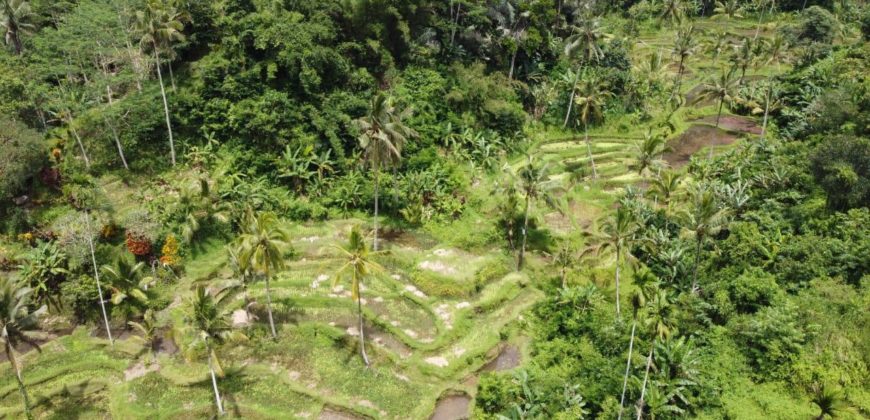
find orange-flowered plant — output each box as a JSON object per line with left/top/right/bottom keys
{"left": 160, "top": 234, "right": 180, "bottom": 266}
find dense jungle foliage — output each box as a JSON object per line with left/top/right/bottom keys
{"left": 0, "top": 0, "right": 868, "bottom": 418}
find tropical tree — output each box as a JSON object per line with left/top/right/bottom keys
{"left": 0, "top": 0, "right": 34, "bottom": 55}
{"left": 48, "top": 85, "right": 92, "bottom": 169}
{"left": 647, "top": 170, "right": 683, "bottom": 210}
{"left": 714, "top": 0, "right": 744, "bottom": 33}
{"left": 173, "top": 177, "right": 231, "bottom": 244}
{"left": 489, "top": 0, "right": 529, "bottom": 80}
{"left": 551, "top": 241, "right": 596, "bottom": 289}
{"left": 598, "top": 206, "right": 639, "bottom": 317}
{"left": 681, "top": 187, "right": 730, "bottom": 293}
{"left": 134, "top": 0, "right": 187, "bottom": 166}
{"left": 18, "top": 241, "right": 68, "bottom": 312}
{"left": 671, "top": 25, "right": 699, "bottom": 100}
{"left": 730, "top": 37, "right": 757, "bottom": 83}
{"left": 692, "top": 66, "right": 739, "bottom": 128}
{"left": 0, "top": 275, "right": 46, "bottom": 420}
{"left": 237, "top": 210, "right": 290, "bottom": 338}
{"left": 101, "top": 255, "right": 154, "bottom": 322}
{"left": 573, "top": 74, "right": 613, "bottom": 179}
{"left": 633, "top": 130, "right": 670, "bottom": 178}
{"left": 619, "top": 290, "right": 646, "bottom": 420}
{"left": 636, "top": 289, "right": 679, "bottom": 420}
{"left": 355, "top": 92, "right": 418, "bottom": 251}
{"left": 704, "top": 30, "right": 732, "bottom": 64}
{"left": 186, "top": 285, "right": 242, "bottom": 416}
{"left": 128, "top": 309, "right": 159, "bottom": 360}
{"left": 811, "top": 383, "right": 850, "bottom": 420}
{"left": 508, "top": 155, "right": 563, "bottom": 271}
{"left": 332, "top": 226, "right": 385, "bottom": 367}
{"left": 659, "top": 0, "right": 687, "bottom": 26}
{"left": 562, "top": 14, "right": 606, "bottom": 127}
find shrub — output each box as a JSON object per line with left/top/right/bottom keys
{"left": 809, "top": 135, "right": 870, "bottom": 211}
{"left": 0, "top": 116, "right": 44, "bottom": 202}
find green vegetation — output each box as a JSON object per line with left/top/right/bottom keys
{"left": 0, "top": 0, "right": 868, "bottom": 419}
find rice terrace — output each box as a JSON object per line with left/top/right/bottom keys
{"left": 0, "top": 0, "right": 868, "bottom": 419}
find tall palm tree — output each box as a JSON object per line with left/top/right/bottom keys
{"left": 186, "top": 285, "right": 240, "bottom": 416}
{"left": 562, "top": 15, "right": 606, "bottom": 127}
{"left": 0, "top": 275, "right": 46, "bottom": 420}
{"left": 647, "top": 170, "right": 683, "bottom": 210}
{"left": 48, "top": 85, "right": 92, "bottom": 169}
{"left": 681, "top": 187, "right": 730, "bottom": 293}
{"left": 135, "top": 0, "right": 187, "bottom": 166}
{"left": 636, "top": 289, "right": 678, "bottom": 420}
{"left": 670, "top": 25, "right": 698, "bottom": 100}
{"left": 730, "top": 37, "right": 757, "bottom": 84}
{"left": 355, "top": 92, "right": 418, "bottom": 251}
{"left": 757, "top": 80, "right": 781, "bottom": 141}
{"left": 714, "top": 0, "right": 744, "bottom": 33}
{"left": 237, "top": 210, "right": 290, "bottom": 338}
{"left": 659, "top": 0, "right": 686, "bottom": 26}
{"left": 101, "top": 255, "right": 154, "bottom": 322}
{"left": 332, "top": 226, "right": 385, "bottom": 367}
{"left": 1, "top": 0, "right": 34, "bottom": 55}
{"left": 573, "top": 74, "right": 612, "bottom": 179}
{"left": 598, "top": 206, "right": 638, "bottom": 317}
{"left": 693, "top": 66, "right": 739, "bottom": 128}
{"left": 618, "top": 290, "right": 646, "bottom": 420}
{"left": 489, "top": 0, "right": 529, "bottom": 80}
{"left": 633, "top": 130, "right": 670, "bottom": 178}
{"left": 509, "top": 155, "right": 563, "bottom": 271}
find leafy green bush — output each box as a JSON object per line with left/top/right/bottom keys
{"left": 0, "top": 116, "right": 44, "bottom": 201}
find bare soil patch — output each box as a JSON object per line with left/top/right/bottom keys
{"left": 430, "top": 393, "right": 471, "bottom": 420}
{"left": 663, "top": 125, "right": 739, "bottom": 168}
{"left": 483, "top": 345, "right": 521, "bottom": 372}
{"left": 694, "top": 115, "right": 761, "bottom": 135}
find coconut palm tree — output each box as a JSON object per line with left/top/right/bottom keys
{"left": 488, "top": 0, "right": 529, "bottom": 80}
{"left": 574, "top": 74, "right": 612, "bottom": 179}
{"left": 355, "top": 92, "right": 418, "bottom": 251}
{"left": 647, "top": 170, "right": 683, "bottom": 210}
{"left": 730, "top": 37, "right": 757, "bottom": 84}
{"left": 618, "top": 290, "right": 646, "bottom": 420}
{"left": 635, "top": 289, "right": 679, "bottom": 420}
{"left": 0, "top": 0, "right": 34, "bottom": 55}
{"left": 714, "top": 0, "right": 744, "bottom": 33}
{"left": 692, "top": 66, "right": 739, "bottom": 128}
{"left": 659, "top": 0, "right": 686, "bottom": 26}
{"left": 101, "top": 255, "right": 154, "bottom": 322}
{"left": 186, "top": 285, "right": 241, "bottom": 416}
{"left": 0, "top": 275, "right": 46, "bottom": 420}
{"left": 134, "top": 0, "right": 187, "bottom": 166}
{"left": 551, "top": 241, "right": 596, "bottom": 289}
{"left": 48, "top": 85, "right": 92, "bottom": 169}
{"left": 598, "top": 206, "right": 639, "bottom": 317}
{"left": 509, "top": 155, "right": 564, "bottom": 271}
{"left": 332, "top": 226, "right": 385, "bottom": 367}
{"left": 237, "top": 209, "right": 290, "bottom": 338}
{"left": 670, "top": 25, "right": 698, "bottom": 100}
{"left": 128, "top": 309, "right": 159, "bottom": 360}
{"left": 681, "top": 187, "right": 730, "bottom": 293}
{"left": 562, "top": 15, "right": 606, "bottom": 127}
{"left": 758, "top": 80, "right": 781, "bottom": 141}
{"left": 174, "top": 177, "right": 231, "bottom": 244}
{"left": 633, "top": 130, "right": 670, "bottom": 178}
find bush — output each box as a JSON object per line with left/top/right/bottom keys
{"left": 809, "top": 135, "right": 870, "bottom": 211}
{"left": 60, "top": 274, "right": 101, "bottom": 323}
{"left": 0, "top": 117, "right": 44, "bottom": 202}
{"left": 727, "top": 267, "right": 781, "bottom": 314}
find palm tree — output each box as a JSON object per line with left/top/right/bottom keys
{"left": 237, "top": 210, "right": 290, "bottom": 338}
{"left": 1, "top": 0, "right": 34, "bottom": 55}
{"left": 811, "top": 383, "right": 849, "bottom": 420}
{"left": 647, "top": 170, "right": 683, "bottom": 210}
{"left": 174, "top": 178, "right": 231, "bottom": 244}
{"left": 659, "top": 0, "right": 686, "bottom": 26}
{"left": 128, "top": 309, "right": 159, "bottom": 360}
{"left": 186, "top": 285, "right": 240, "bottom": 416}
{"left": 573, "top": 74, "right": 612, "bottom": 179}
{"left": 135, "top": 0, "right": 187, "bottom": 166}
{"left": 562, "top": 15, "right": 606, "bottom": 127}
{"left": 618, "top": 290, "right": 645, "bottom": 420}
{"left": 633, "top": 130, "right": 670, "bottom": 178}
{"left": 598, "top": 206, "right": 638, "bottom": 317}
{"left": 489, "top": 0, "right": 529, "bottom": 80}
{"left": 730, "top": 37, "right": 757, "bottom": 84}
{"left": 101, "top": 255, "right": 154, "bottom": 322}
{"left": 0, "top": 275, "right": 46, "bottom": 420}
{"left": 681, "top": 187, "right": 730, "bottom": 293}
{"left": 714, "top": 0, "right": 744, "bottom": 33}
{"left": 551, "top": 241, "right": 596, "bottom": 289}
{"left": 355, "top": 92, "right": 418, "bottom": 251}
{"left": 332, "top": 226, "right": 385, "bottom": 367}
{"left": 635, "top": 289, "right": 678, "bottom": 420}
{"left": 692, "top": 67, "right": 739, "bottom": 128}
{"left": 48, "top": 85, "right": 92, "bottom": 169}
{"left": 670, "top": 25, "right": 698, "bottom": 100}
{"left": 758, "top": 80, "right": 781, "bottom": 141}
{"left": 509, "top": 155, "right": 563, "bottom": 271}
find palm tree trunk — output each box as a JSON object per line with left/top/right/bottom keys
{"left": 104, "top": 118, "right": 129, "bottom": 170}
{"left": 561, "top": 268, "right": 567, "bottom": 289}
{"left": 373, "top": 164, "right": 380, "bottom": 251}
{"left": 86, "top": 214, "right": 114, "bottom": 346}
{"left": 9, "top": 26, "right": 22, "bottom": 55}
{"left": 7, "top": 343, "right": 32, "bottom": 420}
{"left": 636, "top": 344, "right": 655, "bottom": 420}
{"left": 672, "top": 57, "right": 685, "bottom": 100}
{"left": 207, "top": 345, "right": 225, "bottom": 415}
{"left": 761, "top": 82, "right": 771, "bottom": 140}
{"left": 715, "top": 98, "right": 724, "bottom": 128}
{"left": 614, "top": 245, "right": 622, "bottom": 317}
{"left": 518, "top": 194, "right": 531, "bottom": 271}
{"left": 69, "top": 123, "right": 91, "bottom": 169}
{"left": 563, "top": 70, "right": 580, "bottom": 127}
{"left": 508, "top": 49, "right": 518, "bottom": 80}
{"left": 168, "top": 60, "right": 177, "bottom": 92}
{"left": 153, "top": 45, "right": 176, "bottom": 166}
{"left": 358, "top": 294, "right": 370, "bottom": 366}
{"left": 265, "top": 276, "right": 277, "bottom": 338}
{"left": 691, "top": 236, "right": 703, "bottom": 293}
{"left": 618, "top": 320, "right": 637, "bottom": 420}
{"left": 585, "top": 120, "right": 597, "bottom": 179}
